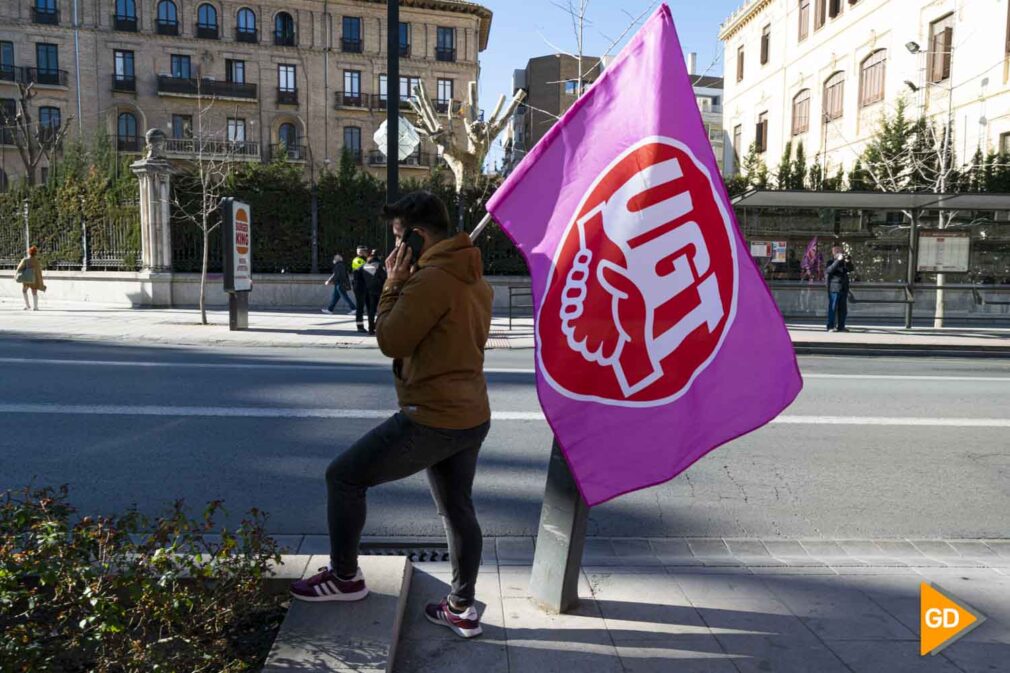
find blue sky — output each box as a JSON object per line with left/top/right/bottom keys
{"left": 476, "top": 0, "right": 740, "bottom": 169}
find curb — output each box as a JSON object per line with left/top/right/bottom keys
{"left": 792, "top": 342, "right": 1010, "bottom": 358}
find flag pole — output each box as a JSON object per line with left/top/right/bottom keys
{"left": 469, "top": 212, "right": 493, "bottom": 242}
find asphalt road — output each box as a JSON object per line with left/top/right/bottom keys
{"left": 1, "top": 337, "right": 1008, "bottom": 539}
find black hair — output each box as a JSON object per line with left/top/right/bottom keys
{"left": 382, "top": 191, "right": 451, "bottom": 238}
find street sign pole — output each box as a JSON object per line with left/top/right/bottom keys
{"left": 529, "top": 439, "right": 589, "bottom": 614}
{"left": 386, "top": 0, "right": 399, "bottom": 203}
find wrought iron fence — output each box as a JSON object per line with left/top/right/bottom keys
{"left": 0, "top": 206, "right": 140, "bottom": 270}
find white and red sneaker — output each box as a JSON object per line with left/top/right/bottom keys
{"left": 424, "top": 597, "right": 482, "bottom": 639}
{"left": 290, "top": 566, "right": 368, "bottom": 602}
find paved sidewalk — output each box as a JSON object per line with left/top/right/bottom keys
{"left": 280, "top": 536, "right": 1010, "bottom": 673}
{"left": 2, "top": 301, "right": 1010, "bottom": 354}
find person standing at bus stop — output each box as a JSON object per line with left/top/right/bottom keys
{"left": 826, "top": 246, "right": 853, "bottom": 332}
{"left": 351, "top": 245, "right": 369, "bottom": 332}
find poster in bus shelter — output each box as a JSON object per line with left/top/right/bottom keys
{"left": 917, "top": 230, "right": 970, "bottom": 273}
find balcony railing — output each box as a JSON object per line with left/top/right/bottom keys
{"left": 23, "top": 67, "right": 68, "bottom": 87}
{"left": 277, "top": 88, "right": 298, "bottom": 105}
{"left": 343, "top": 148, "right": 363, "bottom": 164}
{"left": 274, "top": 31, "right": 296, "bottom": 46}
{"left": 0, "top": 64, "right": 15, "bottom": 83}
{"left": 435, "top": 47, "right": 456, "bottom": 62}
{"left": 269, "top": 143, "right": 307, "bottom": 161}
{"left": 377, "top": 96, "right": 416, "bottom": 111}
{"left": 434, "top": 100, "right": 463, "bottom": 114}
{"left": 157, "top": 75, "right": 257, "bottom": 100}
{"left": 334, "top": 91, "right": 370, "bottom": 109}
{"left": 112, "top": 75, "right": 136, "bottom": 92}
{"left": 156, "top": 19, "right": 179, "bottom": 35}
{"left": 163, "top": 137, "right": 260, "bottom": 159}
{"left": 341, "top": 37, "right": 362, "bottom": 53}
{"left": 196, "top": 23, "right": 219, "bottom": 39}
{"left": 32, "top": 7, "right": 59, "bottom": 24}
{"left": 235, "top": 27, "right": 258, "bottom": 43}
{"left": 367, "top": 150, "right": 440, "bottom": 168}
{"left": 116, "top": 136, "right": 141, "bottom": 152}
{"left": 399, "top": 43, "right": 411, "bottom": 57}
{"left": 113, "top": 14, "right": 138, "bottom": 31}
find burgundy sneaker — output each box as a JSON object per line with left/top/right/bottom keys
{"left": 290, "top": 566, "right": 368, "bottom": 602}
{"left": 424, "top": 597, "right": 482, "bottom": 638}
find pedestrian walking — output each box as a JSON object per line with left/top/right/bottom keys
{"left": 15, "top": 246, "right": 46, "bottom": 311}
{"left": 351, "top": 245, "right": 369, "bottom": 332}
{"left": 826, "top": 245, "right": 853, "bottom": 332}
{"left": 322, "top": 254, "right": 356, "bottom": 314}
{"left": 290, "top": 191, "right": 494, "bottom": 640}
{"left": 353, "top": 250, "right": 386, "bottom": 335}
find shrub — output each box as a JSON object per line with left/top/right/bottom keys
{"left": 0, "top": 485, "right": 284, "bottom": 673}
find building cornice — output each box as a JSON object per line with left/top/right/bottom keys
{"left": 718, "top": 0, "right": 773, "bottom": 42}
{"left": 359, "top": 0, "right": 492, "bottom": 51}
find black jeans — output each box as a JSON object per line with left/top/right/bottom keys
{"left": 326, "top": 413, "right": 490, "bottom": 607}
{"left": 354, "top": 288, "right": 366, "bottom": 328}
{"left": 365, "top": 293, "right": 380, "bottom": 332}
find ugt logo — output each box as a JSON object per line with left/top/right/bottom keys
{"left": 537, "top": 137, "right": 738, "bottom": 406}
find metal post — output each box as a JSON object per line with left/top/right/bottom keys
{"left": 386, "top": 0, "right": 399, "bottom": 203}
{"left": 529, "top": 440, "right": 589, "bottom": 614}
{"left": 81, "top": 220, "right": 88, "bottom": 272}
{"left": 905, "top": 210, "right": 919, "bottom": 329}
{"left": 22, "top": 200, "right": 29, "bottom": 251}
{"left": 229, "top": 291, "right": 249, "bottom": 330}
{"left": 310, "top": 184, "right": 319, "bottom": 274}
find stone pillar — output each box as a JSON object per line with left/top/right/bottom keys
{"left": 131, "top": 129, "right": 173, "bottom": 272}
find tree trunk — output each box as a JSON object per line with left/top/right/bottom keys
{"left": 200, "top": 224, "right": 209, "bottom": 325}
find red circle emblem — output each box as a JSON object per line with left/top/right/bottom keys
{"left": 537, "top": 138, "right": 738, "bottom": 405}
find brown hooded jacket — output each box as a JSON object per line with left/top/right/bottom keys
{"left": 376, "top": 233, "right": 493, "bottom": 430}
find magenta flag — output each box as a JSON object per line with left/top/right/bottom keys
{"left": 485, "top": 4, "right": 802, "bottom": 506}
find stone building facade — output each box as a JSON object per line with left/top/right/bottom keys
{"left": 719, "top": 0, "right": 1010, "bottom": 178}
{"left": 0, "top": 0, "right": 491, "bottom": 184}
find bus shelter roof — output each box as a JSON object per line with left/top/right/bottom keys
{"left": 731, "top": 190, "right": 1010, "bottom": 211}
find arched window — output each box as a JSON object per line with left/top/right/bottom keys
{"left": 236, "top": 7, "right": 256, "bottom": 41}
{"left": 157, "top": 0, "right": 176, "bottom": 23}
{"left": 115, "top": 0, "right": 135, "bottom": 18}
{"left": 274, "top": 12, "right": 295, "bottom": 46}
{"left": 117, "top": 111, "right": 138, "bottom": 151}
{"left": 792, "top": 89, "right": 810, "bottom": 135}
{"left": 859, "top": 50, "right": 886, "bottom": 107}
{"left": 822, "top": 71, "right": 844, "bottom": 122}
{"left": 198, "top": 3, "right": 218, "bottom": 35}
{"left": 279, "top": 122, "right": 297, "bottom": 147}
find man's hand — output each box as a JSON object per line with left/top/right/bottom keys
{"left": 385, "top": 244, "right": 414, "bottom": 285}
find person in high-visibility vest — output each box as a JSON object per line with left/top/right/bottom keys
{"left": 351, "top": 245, "right": 369, "bottom": 332}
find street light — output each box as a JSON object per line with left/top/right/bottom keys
{"left": 904, "top": 80, "right": 919, "bottom": 92}
{"left": 905, "top": 41, "right": 921, "bottom": 54}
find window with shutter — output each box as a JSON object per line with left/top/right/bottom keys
{"left": 737, "top": 45, "right": 745, "bottom": 81}
{"left": 814, "top": 0, "right": 826, "bottom": 29}
{"left": 792, "top": 90, "right": 810, "bottom": 135}
{"left": 823, "top": 72, "right": 844, "bottom": 121}
{"left": 756, "top": 112, "right": 768, "bottom": 153}
{"left": 761, "top": 25, "right": 770, "bottom": 64}
{"left": 798, "top": 0, "right": 810, "bottom": 41}
{"left": 859, "top": 50, "right": 886, "bottom": 107}
{"left": 928, "top": 14, "right": 954, "bottom": 83}
{"left": 828, "top": 0, "right": 842, "bottom": 19}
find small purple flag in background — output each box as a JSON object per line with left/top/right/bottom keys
{"left": 485, "top": 4, "right": 803, "bottom": 506}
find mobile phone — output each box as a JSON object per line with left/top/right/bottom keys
{"left": 402, "top": 228, "right": 424, "bottom": 261}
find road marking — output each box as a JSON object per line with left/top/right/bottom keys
{"left": 4, "top": 357, "right": 1010, "bottom": 382}
{"left": 803, "top": 374, "right": 1010, "bottom": 382}
{"left": 0, "top": 357, "right": 537, "bottom": 375}
{"left": 2, "top": 404, "right": 1009, "bottom": 428}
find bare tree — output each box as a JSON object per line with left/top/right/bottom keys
{"left": 169, "top": 79, "right": 237, "bottom": 325}
{"left": 0, "top": 81, "right": 73, "bottom": 185}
